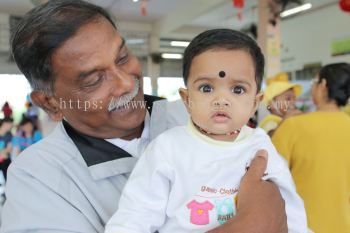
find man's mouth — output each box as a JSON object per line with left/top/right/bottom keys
{"left": 212, "top": 111, "right": 231, "bottom": 123}
{"left": 108, "top": 76, "right": 140, "bottom": 113}
{"left": 109, "top": 96, "right": 136, "bottom": 113}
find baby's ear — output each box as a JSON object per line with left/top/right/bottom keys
{"left": 253, "top": 92, "right": 264, "bottom": 111}
{"left": 179, "top": 88, "right": 191, "bottom": 113}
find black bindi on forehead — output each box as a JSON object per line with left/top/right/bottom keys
{"left": 219, "top": 70, "right": 226, "bottom": 78}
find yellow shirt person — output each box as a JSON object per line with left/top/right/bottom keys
{"left": 272, "top": 112, "right": 350, "bottom": 233}
{"left": 272, "top": 63, "right": 350, "bottom": 233}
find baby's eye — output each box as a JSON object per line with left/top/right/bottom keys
{"left": 199, "top": 85, "right": 214, "bottom": 93}
{"left": 232, "top": 86, "right": 246, "bottom": 95}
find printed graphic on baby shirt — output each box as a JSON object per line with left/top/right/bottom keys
{"left": 215, "top": 197, "right": 236, "bottom": 225}
{"left": 192, "top": 185, "right": 238, "bottom": 225}
{"left": 187, "top": 200, "right": 214, "bottom": 225}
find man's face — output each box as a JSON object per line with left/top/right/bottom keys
{"left": 51, "top": 17, "right": 145, "bottom": 139}
{"left": 181, "top": 49, "right": 260, "bottom": 138}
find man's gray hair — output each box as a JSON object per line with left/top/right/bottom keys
{"left": 11, "top": 0, "right": 116, "bottom": 96}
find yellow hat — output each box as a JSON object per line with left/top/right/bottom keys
{"left": 266, "top": 72, "right": 289, "bottom": 85}
{"left": 263, "top": 73, "right": 302, "bottom": 104}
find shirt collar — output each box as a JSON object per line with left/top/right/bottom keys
{"left": 105, "top": 111, "right": 151, "bottom": 158}
{"left": 63, "top": 120, "right": 132, "bottom": 167}
{"left": 63, "top": 95, "right": 162, "bottom": 180}
{"left": 187, "top": 120, "right": 254, "bottom": 147}
{"left": 105, "top": 110, "right": 150, "bottom": 145}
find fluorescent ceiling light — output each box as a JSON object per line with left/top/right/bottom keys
{"left": 280, "top": 3, "right": 312, "bottom": 18}
{"left": 126, "top": 39, "right": 145, "bottom": 45}
{"left": 133, "top": 0, "right": 139, "bottom": 2}
{"left": 30, "top": 0, "right": 48, "bottom": 6}
{"left": 170, "top": 41, "right": 190, "bottom": 47}
{"left": 161, "top": 53, "right": 183, "bottom": 59}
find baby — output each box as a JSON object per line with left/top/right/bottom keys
{"left": 259, "top": 72, "right": 302, "bottom": 136}
{"left": 105, "top": 29, "right": 308, "bottom": 233}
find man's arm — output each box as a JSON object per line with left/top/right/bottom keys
{"left": 0, "top": 164, "right": 98, "bottom": 233}
{"left": 207, "top": 150, "right": 288, "bottom": 233}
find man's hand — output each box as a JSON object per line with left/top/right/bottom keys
{"left": 207, "top": 150, "right": 287, "bottom": 233}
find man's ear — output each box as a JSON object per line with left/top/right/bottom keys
{"left": 30, "top": 91, "right": 63, "bottom": 121}
{"left": 179, "top": 88, "right": 191, "bottom": 113}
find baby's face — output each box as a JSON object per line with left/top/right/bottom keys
{"left": 180, "top": 49, "right": 262, "bottom": 140}
{"left": 270, "top": 88, "right": 297, "bottom": 116}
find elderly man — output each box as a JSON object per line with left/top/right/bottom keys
{"left": 0, "top": 0, "right": 287, "bottom": 233}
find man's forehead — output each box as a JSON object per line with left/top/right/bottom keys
{"left": 51, "top": 19, "right": 123, "bottom": 71}
{"left": 56, "top": 18, "right": 121, "bottom": 52}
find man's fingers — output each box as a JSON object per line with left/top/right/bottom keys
{"left": 246, "top": 150, "right": 268, "bottom": 181}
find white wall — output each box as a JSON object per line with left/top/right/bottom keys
{"left": 2, "top": 4, "right": 350, "bottom": 76}
{"left": 0, "top": 56, "right": 20, "bottom": 74}
{"left": 281, "top": 4, "right": 350, "bottom": 72}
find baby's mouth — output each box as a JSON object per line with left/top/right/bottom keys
{"left": 212, "top": 111, "right": 231, "bottom": 123}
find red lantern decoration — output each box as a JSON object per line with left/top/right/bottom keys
{"left": 141, "top": 0, "right": 147, "bottom": 16}
{"left": 339, "top": 0, "right": 350, "bottom": 12}
{"left": 233, "top": 0, "right": 245, "bottom": 21}
{"left": 233, "top": 0, "right": 245, "bottom": 8}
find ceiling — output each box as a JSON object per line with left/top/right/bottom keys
{"left": 0, "top": 0, "right": 338, "bottom": 56}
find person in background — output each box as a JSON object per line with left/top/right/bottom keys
{"left": 259, "top": 72, "right": 302, "bottom": 136}
{"left": 11, "top": 116, "right": 42, "bottom": 156}
{"left": 1, "top": 102, "right": 13, "bottom": 119}
{"left": 272, "top": 63, "right": 350, "bottom": 233}
{"left": 342, "top": 103, "right": 350, "bottom": 115}
{"left": 25, "top": 101, "right": 41, "bottom": 130}
{"left": 0, "top": 117, "right": 14, "bottom": 180}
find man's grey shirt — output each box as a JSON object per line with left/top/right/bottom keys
{"left": 0, "top": 98, "right": 188, "bottom": 233}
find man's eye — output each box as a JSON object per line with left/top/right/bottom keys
{"left": 83, "top": 74, "right": 104, "bottom": 88}
{"left": 199, "top": 85, "right": 214, "bottom": 93}
{"left": 117, "top": 54, "right": 129, "bottom": 65}
{"left": 232, "top": 86, "right": 246, "bottom": 95}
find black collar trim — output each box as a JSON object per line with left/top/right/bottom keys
{"left": 63, "top": 95, "right": 163, "bottom": 167}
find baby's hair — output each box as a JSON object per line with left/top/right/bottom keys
{"left": 182, "top": 29, "right": 265, "bottom": 92}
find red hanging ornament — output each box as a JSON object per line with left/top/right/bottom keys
{"left": 141, "top": 0, "right": 148, "bottom": 16}
{"left": 237, "top": 12, "right": 242, "bottom": 20}
{"left": 339, "top": 0, "right": 350, "bottom": 12}
{"left": 233, "top": 0, "right": 245, "bottom": 21}
{"left": 233, "top": 0, "right": 245, "bottom": 8}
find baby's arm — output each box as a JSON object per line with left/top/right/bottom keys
{"left": 104, "top": 138, "right": 173, "bottom": 233}
{"left": 261, "top": 140, "right": 308, "bottom": 233}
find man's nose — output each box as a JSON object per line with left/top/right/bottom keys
{"left": 110, "top": 70, "right": 135, "bottom": 96}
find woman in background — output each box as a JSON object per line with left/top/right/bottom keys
{"left": 272, "top": 63, "right": 350, "bottom": 233}
{"left": 0, "top": 117, "right": 13, "bottom": 180}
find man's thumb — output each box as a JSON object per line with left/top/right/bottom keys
{"left": 246, "top": 150, "right": 268, "bottom": 181}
